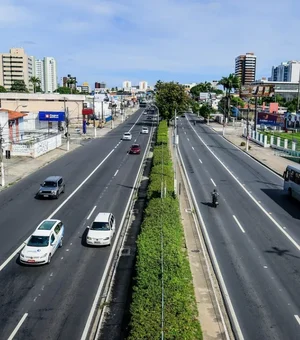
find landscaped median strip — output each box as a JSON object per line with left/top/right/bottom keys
{"left": 128, "top": 121, "right": 202, "bottom": 340}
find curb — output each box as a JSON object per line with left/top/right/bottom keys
{"left": 209, "top": 124, "right": 283, "bottom": 178}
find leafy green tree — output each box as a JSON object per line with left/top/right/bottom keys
{"left": 199, "top": 103, "right": 215, "bottom": 118}
{"left": 0, "top": 85, "right": 6, "bottom": 92}
{"left": 36, "top": 85, "right": 42, "bottom": 93}
{"left": 190, "top": 82, "right": 224, "bottom": 99}
{"left": 218, "top": 74, "right": 240, "bottom": 118}
{"left": 11, "top": 80, "right": 28, "bottom": 92}
{"left": 155, "top": 81, "right": 190, "bottom": 120}
{"left": 286, "top": 97, "right": 298, "bottom": 112}
{"left": 231, "top": 96, "right": 245, "bottom": 108}
{"left": 29, "top": 76, "right": 41, "bottom": 93}
{"left": 191, "top": 100, "right": 200, "bottom": 115}
{"left": 54, "top": 86, "right": 72, "bottom": 94}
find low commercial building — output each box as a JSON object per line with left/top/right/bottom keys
{"left": 0, "top": 93, "right": 85, "bottom": 126}
{"left": 251, "top": 79, "right": 299, "bottom": 101}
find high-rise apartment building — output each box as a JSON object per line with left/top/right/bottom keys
{"left": 63, "top": 74, "right": 77, "bottom": 89}
{"left": 139, "top": 81, "right": 148, "bottom": 92}
{"left": 0, "top": 48, "right": 32, "bottom": 91}
{"left": 235, "top": 52, "right": 256, "bottom": 85}
{"left": 34, "top": 58, "right": 45, "bottom": 92}
{"left": 123, "top": 81, "right": 132, "bottom": 91}
{"left": 271, "top": 61, "right": 300, "bottom": 82}
{"left": 44, "top": 57, "right": 57, "bottom": 93}
{"left": 95, "top": 82, "right": 106, "bottom": 89}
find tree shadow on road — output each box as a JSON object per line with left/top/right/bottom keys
{"left": 264, "top": 246, "right": 300, "bottom": 259}
{"left": 261, "top": 188, "right": 300, "bottom": 220}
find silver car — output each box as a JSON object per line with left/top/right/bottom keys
{"left": 37, "top": 176, "right": 65, "bottom": 199}
{"left": 122, "top": 132, "right": 132, "bottom": 140}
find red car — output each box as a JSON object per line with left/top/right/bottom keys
{"left": 129, "top": 144, "right": 141, "bottom": 154}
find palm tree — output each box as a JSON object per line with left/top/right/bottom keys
{"left": 67, "top": 77, "right": 77, "bottom": 94}
{"left": 218, "top": 74, "right": 240, "bottom": 118}
{"left": 29, "top": 76, "right": 41, "bottom": 93}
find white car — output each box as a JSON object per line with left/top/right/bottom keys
{"left": 141, "top": 127, "right": 149, "bottom": 134}
{"left": 20, "top": 219, "right": 64, "bottom": 265}
{"left": 143, "top": 111, "right": 147, "bottom": 115}
{"left": 122, "top": 132, "right": 132, "bottom": 140}
{"left": 86, "top": 212, "right": 116, "bottom": 246}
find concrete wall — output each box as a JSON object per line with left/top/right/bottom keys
{"left": 11, "top": 133, "right": 62, "bottom": 158}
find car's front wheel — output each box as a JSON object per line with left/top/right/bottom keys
{"left": 59, "top": 238, "right": 63, "bottom": 248}
{"left": 47, "top": 254, "right": 52, "bottom": 264}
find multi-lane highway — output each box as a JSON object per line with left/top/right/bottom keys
{"left": 0, "top": 109, "right": 153, "bottom": 340}
{"left": 178, "top": 115, "right": 300, "bottom": 340}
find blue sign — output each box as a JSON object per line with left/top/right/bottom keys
{"left": 106, "top": 115, "right": 112, "bottom": 122}
{"left": 39, "top": 111, "right": 65, "bottom": 122}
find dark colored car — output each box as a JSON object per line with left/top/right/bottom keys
{"left": 37, "top": 176, "right": 65, "bottom": 199}
{"left": 129, "top": 144, "right": 141, "bottom": 155}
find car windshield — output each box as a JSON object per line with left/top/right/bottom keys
{"left": 91, "top": 222, "right": 110, "bottom": 231}
{"left": 124, "top": 133, "right": 130, "bottom": 136}
{"left": 43, "top": 181, "right": 57, "bottom": 187}
{"left": 27, "top": 235, "right": 49, "bottom": 247}
{"left": 132, "top": 145, "right": 140, "bottom": 148}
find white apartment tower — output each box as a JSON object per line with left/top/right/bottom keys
{"left": 271, "top": 61, "right": 300, "bottom": 82}
{"left": 34, "top": 59, "right": 45, "bottom": 92}
{"left": 44, "top": 57, "right": 57, "bottom": 93}
{"left": 0, "top": 48, "right": 33, "bottom": 91}
{"left": 139, "top": 81, "right": 148, "bottom": 92}
{"left": 123, "top": 80, "right": 132, "bottom": 91}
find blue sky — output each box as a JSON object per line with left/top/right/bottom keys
{"left": 1, "top": 0, "right": 299, "bottom": 88}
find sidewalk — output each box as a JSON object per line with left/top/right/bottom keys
{"left": 0, "top": 107, "right": 138, "bottom": 191}
{"left": 208, "top": 122, "right": 291, "bottom": 176}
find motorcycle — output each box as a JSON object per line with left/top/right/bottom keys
{"left": 212, "top": 193, "right": 219, "bottom": 208}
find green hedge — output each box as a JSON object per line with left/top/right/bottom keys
{"left": 147, "top": 164, "right": 174, "bottom": 199}
{"left": 153, "top": 146, "right": 172, "bottom": 166}
{"left": 128, "top": 120, "right": 202, "bottom": 340}
{"left": 157, "top": 120, "right": 168, "bottom": 145}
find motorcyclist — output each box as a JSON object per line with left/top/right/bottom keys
{"left": 193, "top": 121, "right": 196, "bottom": 125}
{"left": 211, "top": 189, "right": 219, "bottom": 205}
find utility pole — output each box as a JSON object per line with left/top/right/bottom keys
{"left": 0, "top": 124, "right": 4, "bottom": 187}
{"left": 66, "top": 107, "right": 70, "bottom": 151}
{"left": 254, "top": 96, "right": 258, "bottom": 132}
{"left": 174, "top": 108, "right": 178, "bottom": 195}
{"left": 246, "top": 99, "right": 250, "bottom": 152}
{"left": 297, "top": 70, "right": 300, "bottom": 113}
{"left": 93, "top": 95, "right": 96, "bottom": 137}
{"left": 101, "top": 100, "right": 104, "bottom": 127}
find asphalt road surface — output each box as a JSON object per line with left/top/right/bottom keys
{"left": 177, "top": 115, "right": 300, "bottom": 340}
{"left": 0, "top": 109, "right": 153, "bottom": 340}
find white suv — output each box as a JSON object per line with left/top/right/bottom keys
{"left": 20, "top": 219, "right": 64, "bottom": 265}
{"left": 122, "top": 132, "right": 132, "bottom": 140}
{"left": 86, "top": 212, "right": 116, "bottom": 246}
{"left": 141, "top": 127, "right": 149, "bottom": 134}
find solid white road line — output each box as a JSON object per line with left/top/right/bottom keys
{"left": 190, "top": 122, "right": 300, "bottom": 251}
{"left": 7, "top": 313, "right": 28, "bottom": 340}
{"left": 233, "top": 215, "right": 246, "bottom": 233}
{"left": 0, "top": 111, "right": 146, "bottom": 273}
{"left": 295, "top": 315, "right": 300, "bottom": 325}
{"left": 80, "top": 122, "right": 152, "bottom": 340}
{"left": 87, "top": 206, "right": 97, "bottom": 220}
{"left": 114, "top": 170, "right": 119, "bottom": 177}
{"left": 177, "top": 146, "right": 244, "bottom": 340}
{"left": 206, "top": 125, "right": 284, "bottom": 181}
{"left": 199, "top": 159, "right": 203, "bottom": 164}
{"left": 210, "top": 178, "right": 216, "bottom": 187}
